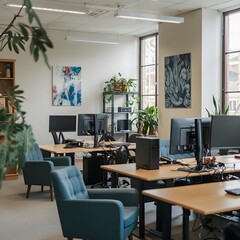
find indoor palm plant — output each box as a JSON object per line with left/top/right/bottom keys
{"left": 0, "top": 0, "right": 53, "bottom": 187}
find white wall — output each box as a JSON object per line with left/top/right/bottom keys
{"left": 1, "top": 30, "right": 138, "bottom": 144}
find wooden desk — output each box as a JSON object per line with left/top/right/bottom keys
{"left": 40, "top": 142, "right": 136, "bottom": 164}
{"left": 101, "top": 155, "right": 240, "bottom": 238}
{"left": 40, "top": 142, "right": 136, "bottom": 153}
{"left": 143, "top": 179, "right": 240, "bottom": 240}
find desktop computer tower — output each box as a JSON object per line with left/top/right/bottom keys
{"left": 83, "top": 154, "right": 104, "bottom": 185}
{"left": 136, "top": 136, "right": 159, "bottom": 170}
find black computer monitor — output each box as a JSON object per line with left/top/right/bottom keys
{"left": 210, "top": 115, "right": 240, "bottom": 152}
{"left": 169, "top": 117, "right": 211, "bottom": 155}
{"left": 77, "top": 114, "right": 108, "bottom": 148}
{"left": 49, "top": 115, "right": 77, "bottom": 144}
{"left": 49, "top": 115, "right": 77, "bottom": 132}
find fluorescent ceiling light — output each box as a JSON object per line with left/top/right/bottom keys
{"left": 5, "top": 0, "right": 88, "bottom": 15}
{"left": 65, "top": 36, "right": 119, "bottom": 45}
{"left": 115, "top": 10, "right": 184, "bottom": 24}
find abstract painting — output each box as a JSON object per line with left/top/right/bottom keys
{"left": 164, "top": 53, "right": 191, "bottom": 108}
{"left": 52, "top": 66, "right": 82, "bottom": 106}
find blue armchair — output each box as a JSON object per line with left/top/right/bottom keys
{"left": 51, "top": 166, "right": 139, "bottom": 240}
{"left": 23, "top": 143, "right": 71, "bottom": 201}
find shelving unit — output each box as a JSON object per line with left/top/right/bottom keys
{"left": 103, "top": 91, "right": 138, "bottom": 141}
{"left": 0, "top": 59, "right": 18, "bottom": 180}
{"left": 0, "top": 59, "right": 15, "bottom": 135}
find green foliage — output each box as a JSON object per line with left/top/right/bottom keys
{"left": 0, "top": 0, "right": 51, "bottom": 187}
{"left": 0, "top": 0, "right": 53, "bottom": 68}
{"left": 103, "top": 72, "right": 137, "bottom": 92}
{"left": 0, "top": 86, "right": 35, "bottom": 187}
{"left": 205, "top": 95, "right": 229, "bottom": 117}
{"left": 131, "top": 106, "right": 158, "bottom": 136}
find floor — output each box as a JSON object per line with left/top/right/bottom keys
{"left": 0, "top": 158, "right": 232, "bottom": 240}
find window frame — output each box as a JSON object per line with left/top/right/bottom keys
{"left": 139, "top": 33, "right": 158, "bottom": 109}
{"left": 223, "top": 8, "right": 240, "bottom": 112}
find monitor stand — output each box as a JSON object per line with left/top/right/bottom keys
{"left": 51, "top": 131, "right": 65, "bottom": 144}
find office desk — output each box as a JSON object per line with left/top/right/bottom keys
{"left": 143, "top": 179, "right": 240, "bottom": 240}
{"left": 101, "top": 155, "right": 240, "bottom": 238}
{"left": 40, "top": 142, "right": 136, "bottom": 164}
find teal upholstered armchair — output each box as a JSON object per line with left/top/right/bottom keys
{"left": 51, "top": 166, "right": 139, "bottom": 240}
{"left": 23, "top": 143, "right": 71, "bottom": 201}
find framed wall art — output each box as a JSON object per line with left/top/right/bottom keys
{"left": 164, "top": 53, "right": 191, "bottom": 108}
{"left": 52, "top": 65, "right": 82, "bottom": 106}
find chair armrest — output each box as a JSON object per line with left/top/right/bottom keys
{"left": 23, "top": 161, "right": 54, "bottom": 186}
{"left": 57, "top": 199, "right": 124, "bottom": 238}
{"left": 44, "top": 156, "right": 71, "bottom": 166}
{"left": 88, "top": 188, "right": 139, "bottom": 206}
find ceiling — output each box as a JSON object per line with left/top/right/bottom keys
{"left": 0, "top": 0, "right": 240, "bottom": 37}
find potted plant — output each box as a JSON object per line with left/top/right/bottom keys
{"left": 119, "top": 76, "right": 137, "bottom": 92}
{"left": 103, "top": 73, "right": 122, "bottom": 92}
{"left": 131, "top": 106, "right": 158, "bottom": 136}
{"left": 103, "top": 72, "right": 138, "bottom": 93}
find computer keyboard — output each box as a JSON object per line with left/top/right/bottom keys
{"left": 225, "top": 188, "right": 240, "bottom": 196}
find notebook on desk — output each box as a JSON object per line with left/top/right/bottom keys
{"left": 225, "top": 188, "right": 240, "bottom": 196}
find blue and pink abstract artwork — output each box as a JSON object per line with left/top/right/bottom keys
{"left": 52, "top": 65, "right": 82, "bottom": 106}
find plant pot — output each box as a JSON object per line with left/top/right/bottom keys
{"left": 4, "top": 167, "right": 18, "bottom": 180}
{"left": 114, "top": 83, "right": 122, "bottom": 91}
{"left": 121, "top": 84, "right": 127, "bottom": 92}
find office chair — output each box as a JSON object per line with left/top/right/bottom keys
{"left": 224, "top": 222, "right": 240, "bottom": 240}
{"left": 51, "top": 166, "right": 139, "bottom": 240}
{"left": 99, "top": 133, "right": 116, "bottom": 142}
{"left": 22, "top": 143, "right": 71, "bottom": 201}
{"left": 127, "top": 133, "right": 141, "bottom": 163}
{"left": 107, "top": 145, "right": 132, "bottom": 187}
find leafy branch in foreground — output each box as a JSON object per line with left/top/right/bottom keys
{"left": 0, "top": 0, "right": 53, "bottom": 67}
{"left": 0, "top": 86, "right": 35, "bottom": 187}
{"left": 0, "top": 0, "right": 52, "bottom": 187}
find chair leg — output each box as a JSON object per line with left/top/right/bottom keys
{"left": 26, "top": 185, "right": 31, "bottom": 199}
{"left": 41, "top": 185, "right": 44, "bottom": 192}
{"left": 128, "top": 234, "right": 133, "bottom": 240}
{"left": 50, "top": 186, "right": 54, "bottom": 201}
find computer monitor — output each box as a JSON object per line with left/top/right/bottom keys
{"left": 49, "top": 115, "right": 77, "bottom": 132}
{"left": 77, "top": 114, "right": 108, "bottom": 148}
{"left": 210, "top": 115, "right": 240, "bottom": 152}
{"left": 49, "top": 115, "right": 77, "bottom": 144}
{"left": 169, "top": 117, "right": 211, "bottom": 155}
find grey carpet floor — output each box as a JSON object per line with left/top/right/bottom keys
{"left": 0, "top": 161, "right": 228, "bottom": 240}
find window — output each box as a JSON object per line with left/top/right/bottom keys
{"left": 139, "top": 34, "right": 158, "bottom": 109}
{"left": 224, "top": 9, "right": 240, "bottom": 115}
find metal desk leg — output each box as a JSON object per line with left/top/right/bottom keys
{"left": 182, "top": 208, "right": 190, "bottom": 240}
{"left": 157, "top": 200, "right": 172, "bottom": 240}
{"left": 111, "top": 172, "right": 117, "bottom": 188}
{"left": 139, "top": 180, "right": 145, "bottom": 239}
{"left": 156, "top": 179, "right": 174, "bottom": 232}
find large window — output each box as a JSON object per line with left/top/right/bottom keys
{"left": 224, "top": 9, "right": 240, "bottom": 115}
{"left": 139, "top": 34, "right": 158, "bottom": 109}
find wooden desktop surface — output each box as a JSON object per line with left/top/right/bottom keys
{"left": 40, "top": 142, "right": 136, "bottom": 154}
{"left": 101, "top": 155, "right": 240, "bottom": 181}
{"left": 143, "top": 179, "right": 240, "bottom": 216}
